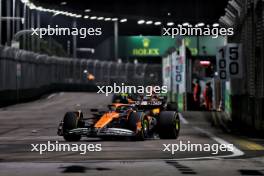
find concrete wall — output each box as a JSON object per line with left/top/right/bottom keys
{"left": 228, "top": 0, "right": 264, "bottom": 132}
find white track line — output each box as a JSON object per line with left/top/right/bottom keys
{"left": 194, "top": 127, "right": 244, "bottom": 158}
{"left": 179, "top": 113, "right": 189, "bottom": 124}
{"left": 177, "top": 114, "right": 244, "bottom": 160}
{"left": 47, "top": 93, "right": 56, "bottom": 100}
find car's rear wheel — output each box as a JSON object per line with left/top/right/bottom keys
{"left": 63, "top": 112, "right": 82, "bottom": 141}
{"left": 128, "top": 112, "right": 149, "bottom": 140}
{"left": 158, "top": 111, "right": 180, "bottom": 139}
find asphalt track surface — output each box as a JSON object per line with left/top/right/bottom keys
{"left": 1, "top": 92, "right": 264, "bottom": 176}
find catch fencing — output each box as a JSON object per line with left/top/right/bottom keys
{"left": 0, "top": 46, "right": 161, "bottom": 105}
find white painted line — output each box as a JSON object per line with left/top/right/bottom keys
{"left": 0, "top": 136, "right": 62, "bottom": 140}
{"left": 194, "top": 127, "right": 244, "bottom": 158}
{"left": 47, "top": 93, "right": 56, "bottom": 100}
{"left": 179, "top": 113, "right": 189, "bottom": 124}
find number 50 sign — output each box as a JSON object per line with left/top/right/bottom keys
{"left": 217, "top": 44, "right": 242, "bottom": 80}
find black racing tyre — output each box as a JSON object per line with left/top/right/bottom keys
{"left": 158, "top": 111, "right": 180, "bottom": 139}
{"left": 63, "top": 112, "right": 82, "bottom": 141}
{"left": 128, "top": 111, "right": 148, "bottom": 140}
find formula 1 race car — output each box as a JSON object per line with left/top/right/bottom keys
{"left": 57, "top": 96, "right": 180, "bottom": 141}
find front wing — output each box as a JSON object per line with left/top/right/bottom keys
{"left": 58, "top": 125, "right": 136, "bottom": 137}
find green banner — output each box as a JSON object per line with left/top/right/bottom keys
{"left": 177, "top": 93, "right": 184, "bottom": 112}
{"left": 225, "top": 82, "right": 232, "bottom": 115}
{"left": 118, "top": 36, "right": 225, "bottom": 58}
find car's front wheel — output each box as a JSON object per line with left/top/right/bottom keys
{"left": 128, "top": 111, "right": 149, "bottom": 140}
{"left": 158, "top": 111, "right": 180, "bottom": 139}
{"left": 63, "top": 112, "right": 82, "bottom": 141}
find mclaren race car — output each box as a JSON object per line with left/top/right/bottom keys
{"left": 57, "top": 96, "right": 180, "bottom": 141}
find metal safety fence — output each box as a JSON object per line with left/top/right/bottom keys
{"left": 0, "top": 46, "right": 161, "bottom": 105}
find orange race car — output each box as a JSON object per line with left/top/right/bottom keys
{"left": 57, "top": 96, "right": 180, "bottom": 141}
